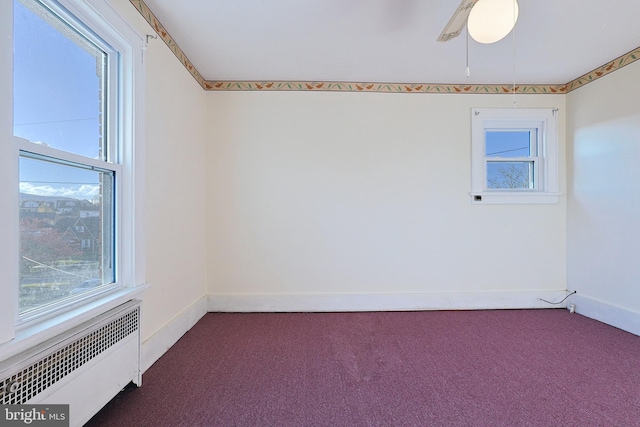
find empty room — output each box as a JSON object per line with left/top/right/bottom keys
{"left": 1, "top": 0, "right": 639, "bottom": 425}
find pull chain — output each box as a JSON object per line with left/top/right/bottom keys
{"left": 466, "top": 26, "right": 471, "bottom": 78}
{"left": 511, "top": 0, "right": 517, "bottom": 107}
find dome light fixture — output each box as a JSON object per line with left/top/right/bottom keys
{"left": 468, "top": 0, "right": 519, "bottom": 44}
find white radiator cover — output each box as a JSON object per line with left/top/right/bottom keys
{"left": 0, "top": 300, "right": 141, "bottom": 427}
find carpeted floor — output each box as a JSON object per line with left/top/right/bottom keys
{"left": 86, "top": 309, "right": 640, "bottom": 426}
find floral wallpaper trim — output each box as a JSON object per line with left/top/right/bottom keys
{"left": 131, "top": 0, "right": 639, "bottom": 94}
{"left": 202, "top": 81, "right": 568, "bottom": 94}
{"left": 565, "top": 47, "right": 640, "bottom": 92}
{"left": 129, "top": 0, "right": 208, "bottom": 90}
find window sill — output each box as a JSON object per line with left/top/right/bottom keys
{"left": 0, "top": 284, "right": 150, "bottom": 364}
{"left": 471, "top": 192, "right": 561, "bottom": 205}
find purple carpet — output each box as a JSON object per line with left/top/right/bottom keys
{"left": 86, "top": 310, "right": 640, "bottom": 426}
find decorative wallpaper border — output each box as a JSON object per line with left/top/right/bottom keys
{"left": 565, "top": 47, "right": 640, "bottom": 92}
{"left": 202, "top": 81, "right": 568, "bottom": 94}
{"left": 129, "top": 0, "right": 208, "bottom": 90}
{"left": 131, "top": 0, "right": 640, "bottom": 94}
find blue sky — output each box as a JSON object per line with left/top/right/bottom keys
{"left": 485, "top": 130, "right": 531, "bottom": 157}
{"left": 14, "top": 0, "right": 104, "bottom": 200}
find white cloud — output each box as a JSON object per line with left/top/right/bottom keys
{"left": 20, "top": 182, "right": 99, "bottom": 200}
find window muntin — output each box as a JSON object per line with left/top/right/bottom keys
{"left": 13, "top": 0, "right": 118, "bottom": 320}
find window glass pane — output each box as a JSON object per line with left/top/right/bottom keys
{"left": 485, "top": 131, "right": 533, "bottom": 157}
{"left": 487, "top": 161, "right": 534, "bottom": 189}
{"left": 13, "top": 0, "right": 106, "bottom": 160}
{"left": 19, "top": 155, "right": 114, "bottom": 314}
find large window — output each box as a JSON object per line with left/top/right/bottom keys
{"left": 14, "top": 0, "right": 117, "bottom": 318}
{"left": 1, "top": 0, "right": 144, "bottom": 345}
{"left": 471, "top": 108, "right": 559, "bottom": 204}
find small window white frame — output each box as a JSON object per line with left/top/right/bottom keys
{"left": 471, "top": 108, "right": 560, "bottom": 204}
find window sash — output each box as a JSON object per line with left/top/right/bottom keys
{"left": 483, "top": 128, "right": 542, "bottom": 191}
{"left": 477, "top": 118, "right": 546, "bottom": 192}
{"left": 16, "top": 145, "right": 120, "bottom": 323}
{"left": 15, "top": 0, "right": 119, "bottom": 164}
{"left": 484, "top": 127, "right": 540, "bottom": 191}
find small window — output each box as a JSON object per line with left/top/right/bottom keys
{"left": 471, "top": 108, "right": 559, "bottom": 204}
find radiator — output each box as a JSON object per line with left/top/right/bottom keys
{"left": 0, "top": 300, "right": 141, "bottom": 426}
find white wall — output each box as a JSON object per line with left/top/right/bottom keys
{"left": 566, "top": 61, "right": 640, "bottom": 334}
{"left": 207, "top": 91, "right": 567, "bottom": 311}
{"left": 111, "top": 2, "right": 209, "bottom": 360}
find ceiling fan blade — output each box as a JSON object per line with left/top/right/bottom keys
{"left": 437, "top": 0, "right": 480, "bottom": 42}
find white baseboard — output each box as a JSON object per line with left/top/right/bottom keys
{"left": 571, "top": 293, "right": 640, "bottom": 336}
{"left": 207, "top": 290, "right": 570, "bottom": 313}
{"left": 140, "top": 295, "right": 208, "bottom": 373}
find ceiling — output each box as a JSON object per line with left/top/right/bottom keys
{"left": 141, "top": 0, "right": 640, "bottom": 86}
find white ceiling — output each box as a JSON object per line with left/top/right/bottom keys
{"left": 142, "top": 0, "right": 640, "bottom": 85}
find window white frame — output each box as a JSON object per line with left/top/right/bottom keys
{"left": 470, "top": 108, "right": 560, "bottom": 204}
{"left": 485, "top": 127, "right": 539, "bottom": 190}
{"left": 0, "top": 0, "right": 146, "bottom": 353}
